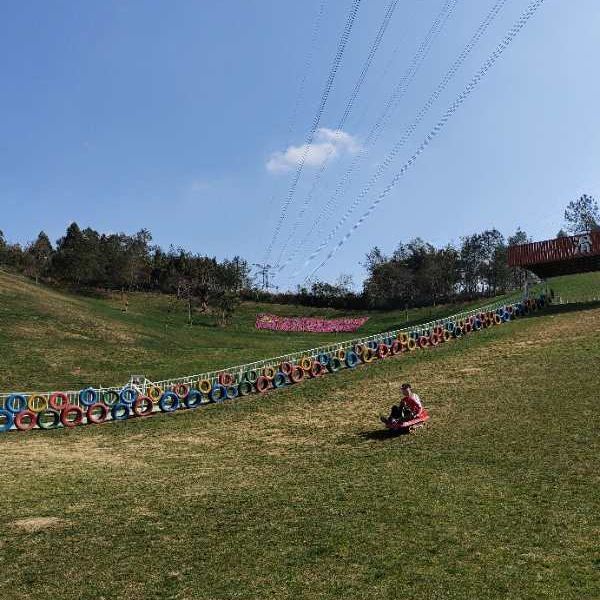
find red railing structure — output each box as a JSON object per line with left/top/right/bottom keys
{"left": 507, "top": 231, "right": 600, "bottom": 278}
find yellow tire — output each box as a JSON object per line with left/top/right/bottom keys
{"left": 198, "top": 379, "right": 212, "bottom": 394}
{"left": 336, "top": 349, "right": 346, "bottom": 361}
{"left": 263, "top": 366, "right": 276, "bottom": 379}
{"left": 28, "top": 394, "right": 48, "bottom": 413}
{"left": 299, "top": 356, "right": 312, "bottom": 371}
{"left": 362, "top": 348, "right": 375, "bottom": 363}
{"left": 398, "top": 332, "right": 409, "bottom": 344}
{"left": 407, "top": 338, "right": 417, "bottom": 351}
{"left": 147, "top": 385, "right": 163, "bottom": 401}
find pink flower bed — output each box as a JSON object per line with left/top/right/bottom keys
{"left": 256, "top": 313, "right": 369, "bottom": 333}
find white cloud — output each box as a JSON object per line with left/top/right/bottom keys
{"left": 267, "top": 128, "right": 359, "bottom": 173}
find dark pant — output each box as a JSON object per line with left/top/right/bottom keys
{"left": 390, "top": 404, "right": 416, "bottom": 421}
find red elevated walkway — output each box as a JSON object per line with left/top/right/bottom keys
{"left": 507, "top": 231, "right": 600, "bottom": 278}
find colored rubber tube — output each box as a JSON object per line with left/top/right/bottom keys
{"left": 418, "top": 336, "right": 429, "bottom": 349}
{"left": 317, "top": 353, "right": 331, "bottom": 367}
{"left": 36, "top": 409, "right": 61, "bottom": 430}
{"left": 209, "top": 385, "right": 227, "bottom": 403}
{"left": 15, "top": 410, "right": 37, "bottom": 431}
{"left": 218, "top": 373, "right": 234, "bottom": 386}
{"left": 61, "top": 405, "right": 84, "bottom": 428}
{"left": 255, "top": 376, "right": 270, "bottom": 393}
{"left": 184, "top": 390, "right": 204, "bottom": 409}
{"left": 87, "top": 403, "right": 110, "bottom": 424}
{"left": 133, "top": 396, "right": 155, "bottom": 416}
{"left": 119, "top": 387, "right": 138, "bottom": 405}
{"left": 272, "top": 372, "right": 287, "bottom": 388}
{"left": 111, "top": 403, "right": 130, "bottom": 421}
{"left": 290, "top": 366, "right": 305, "bottom": 383}
{"left": 238, "top": 381, "right": 253, "bottom": 396}
{"left": 279, "top": 362, "right": 292, "bottom": 376}
{"left": 199, "top": 379, "right": 212, "bottom": 394}
{"left": 147, "top": 385, "right": 163, "bottom": 401}
{"left": 263, "top": 366, "right": 276, "bottom": 380}
{"left": 344, "top": 351, "right": 359, "bottom": 368}
{"left": 79, "top": 387, "right": 97, "bottom": 407}
{"left": 327, "top": 357, "right": 342, "bottom": 372}
{"left": 101, "top": 390, "right": 120, "bottom": 407}
{"left": 0, "top": 409, "right": 14, "bottom": 432}
{"left": 310, "top": 362, "right": 324, "bottom": 377}
{"left": 49, "top": 392, "right": 69, "bottom": 411}
{"left": 159, "top": 392, "right": 180, "bottom": 412}
{"left": 299, "top": 357, "right": 312, "bottom": 371}
{"left": 226, "top": 386, "right": 239, "bottom": 400}
{"left": 5, "top": 394, "right": 27, "bottom": 414}
{"left": 173, "top": 383, "right": 189, "bottom": 398}
{"left": 27, "top": 394, "right": 48, "bottom": 413}
{"left": 377, "top": 344, "right": 390, "bottom": 359}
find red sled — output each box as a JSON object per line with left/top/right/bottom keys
{"left": 384, "top": 409, "right": 430, "bottom": 432}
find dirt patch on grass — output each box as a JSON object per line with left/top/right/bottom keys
{"left": 12, "top": 516, "right": 65, "bottom": 533}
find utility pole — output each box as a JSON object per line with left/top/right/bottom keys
{"left": 253, "top": 263, "right": 273, "bottom": 291}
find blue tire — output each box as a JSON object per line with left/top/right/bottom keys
{"left": 454, "top": 326, "right": 463, "bottom": 338}
{"left": 272, "top": 372, "right": 287, "bottom": 388}
{"left": 317, "top": 353, "right": 331, "bottom": 367}
{"left": 79, "top": 387, "right": 97, "bottom": 407}
{"left": 159, "top": 392, "right": 180, "bottom": 412}
{"left": 184, "top": 389, "right": 204, "bottom": 409}
{"left": 226, "top": 385, "right": 239, "bottom": 400}
{"left": 445, "top": 321, "right": 455, "bottom": 332}
{"left": 0, "top": 409, "right": 14, "bottom": 432}
{"left": 5, "top": 394, "right": 27, "bottom": 414}
{"left": 119, "top": 387, "right": 138, "bottom": 405}
{"left": 327, "top": 357, "right": 342, "bottom": 372}
{"left": 345, "top": 351, "right": 359, "bottom": 368}
{"left": 209, "top": 384, "right": 227, "bottom": 403}
{"left": 111, "top": 403, "right": 130, "bottom": 420}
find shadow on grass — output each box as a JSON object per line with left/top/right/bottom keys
{"left": 357, "top": 428, "right": 409, "bottom": 441}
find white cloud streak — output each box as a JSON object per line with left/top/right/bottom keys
{"left": 267, "top": 128, "right": 359, "bottom": 173}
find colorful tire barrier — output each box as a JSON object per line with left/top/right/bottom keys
{"left": 1, "top": 294, "right": 549, "bottom": 431}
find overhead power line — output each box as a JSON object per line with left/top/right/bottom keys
{"left": 277, "top": 0, "right": 458, "bottom": 277}
{"left": 274, "top": 0, "right": 401, "bottom": 268}
{"left": 297, "top": 0, "right": 509, "bottom": 277}
{"left": 306, "top": 0, "right": 548, "bottom": 282}
{"left": 262, "top": 0, "right": 362, "bottom": 264}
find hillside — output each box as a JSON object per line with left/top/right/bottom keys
{"left": 0, "top": 269, "right": 524, "bottom": 392}
{"left": 1, "top": 283, "right": 598, "bottom": 599}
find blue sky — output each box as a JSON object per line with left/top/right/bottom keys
{"left": 1, "top": 0, "right": 599, "bottom": 290}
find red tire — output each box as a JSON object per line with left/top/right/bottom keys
{"left": 61, "top": 405, "right": 84, "bottom": 428}
{"left": 14, "top": 410, "right": 37, "bottom": 431}
{"left": 309, "top": 361, "right": 324, "bottom": 377}
{"left": 280, "top": 361, "right": 293, "bottom": 375}
{"left": 376, "top": 344, "right": 390, "bottom": 359}
{"left": 429, "top": 334, "right": 439, "bottom": 346}
{"left": 133, "top": 396, "right": 154, "bottom": 417}
{"left": 218, "top": 373, "right": 234, "bottom": 386}
{"left": 390, "top": 340, "right": 401, "bottom": 355}
{"left": 418, "top": 336, "right": 429, "bottom": 349}
{"left": 290, "top": 366, "right": 305, "bottom": 383}
{"left": 464, "top": 322, "right": 473, "bottom": 334}
{"left": 255, "top": 376, "right": 270, "bottom": 393}
{"left": 173, "top": 383, "right": 189, "bottom": 398}
{"left": 87, "top": 403, "right": 109, "bottom": 424}
{"left": 49, "top": 392, "right": 69, "bottom": 411}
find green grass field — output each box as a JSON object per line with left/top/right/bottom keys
{"left": 1, "top": 272, "right": 599, "bottom": 599}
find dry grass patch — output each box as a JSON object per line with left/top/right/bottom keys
{"left": 11, "top": 517, "right": 66, "bottom": 533}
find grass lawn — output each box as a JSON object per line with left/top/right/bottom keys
{"left": 1, "top": 279, "right": 598, "bottom": 599}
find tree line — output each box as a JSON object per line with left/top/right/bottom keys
{"left": 0, "top": 222, "right": 250, "bottom": 325}
{"left": 1, "top": 194, "right": 598, "bottom": 317}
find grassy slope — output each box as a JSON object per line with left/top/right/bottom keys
{"left": 1, "top": 279, "right": 599, "bottom": 599}
{"left": 0, "top": 270, "right": 516, "bottom": 392}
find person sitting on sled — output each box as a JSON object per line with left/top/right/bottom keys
{"left": 382, "top": 383, "right": 423, "bottom": 424}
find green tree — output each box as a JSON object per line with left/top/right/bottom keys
{"left": 564, "top": 194, "right": 600, "bottom": 234}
